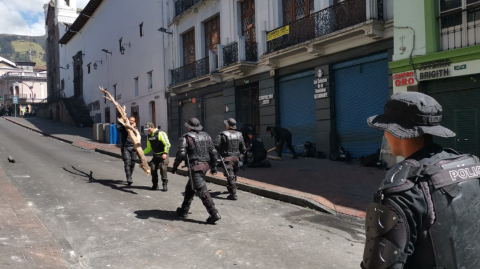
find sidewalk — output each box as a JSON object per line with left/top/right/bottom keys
{"left": 0, "top": 162, "right": 67, "bottom": 268}
{"left": 3, "top": 116, "right": 386, "bottom": 218}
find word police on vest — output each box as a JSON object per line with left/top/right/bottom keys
{"left": 448, "top": 165, "right": 480, "bottom": 181}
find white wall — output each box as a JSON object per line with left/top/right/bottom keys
{"left": 59, "top": 0, "right": 169, "bottom": 131}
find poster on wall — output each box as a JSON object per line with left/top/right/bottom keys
{"left": 314, "top": 66, "right": 329, "bottom": 99}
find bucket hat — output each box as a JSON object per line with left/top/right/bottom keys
{"left": 185, "top": 118, "right": 203, "bottom": 131}
{"left": 367, "top": 92, "right": 455, "bottom": 139}
{"left": 224, "top": 118, "right": 237, "bottom": 129}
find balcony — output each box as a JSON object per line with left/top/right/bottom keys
{"left": 171, "top": 57, "right": 211, "bottom": 86}
{"left": 174, "top": 0, "right": 203, "bottom": 18}
{"left": 1, "top": 71, "right": 47, "bottom": 81}
{"left": 4, "top": 94, "right": 29, "bottom": 100}
{"left": 217, "top": 37, "right": 258, "bottom": 77}
{"left": 261, "top": 0, "right": 387, "bottom": 68}
{"left": 439, "top": 5, "right": 480, "bottom": 51}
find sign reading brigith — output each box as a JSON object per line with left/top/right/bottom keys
{"left": 267, "top": 26, "right": 289, "bottom": 41}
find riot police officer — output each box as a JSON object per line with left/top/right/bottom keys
{"left": 171, "top": 118, "right": 221, "bottom": 224}
{"left": 215, "top": 118, "right": 246, "bottom": 200}
{"left": 362, "top": 92, "right": 480, "bottom": 269}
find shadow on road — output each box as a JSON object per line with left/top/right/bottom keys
{"left": 209, "top": 191, "right": 231, "bottom": 200}
{"left": 134, "top": 209, "right": 209, "bottom": 225}
{"left": 63, "top": 166, "right": 138, "bottom": 194}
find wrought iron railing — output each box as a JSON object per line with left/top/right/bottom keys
{"left": 171, "top": 57, "right": 210, "bottom": 85}
{"left": 439, "top": 6, "right": 480, "bottom": 51}
{"left": 175, "top": 0, "right": 203, "bottom": 17}
{"left": 245, "top": 42, "right": 258, "bottom": 62}
{"left": 47, "top": 90, "right": 66, "bottom": 103}
{"left": 4, "top": 94, "right": 28, "bottom": 100}
{"left": 266, "top": 0, "right": 381, "bottom": 54}
{"left": 223, "top": 42, "right": 238, "bottom": 66}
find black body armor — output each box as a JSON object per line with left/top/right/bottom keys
{"left": 181, "top": 131, "right": 211, "bottom": 162}
{"left": 148, "top": 130, "right": 165, "bottom": 154}
{"left": 363, "top": 149, "right": 480, "bottom": 269}
{"left": 220, "top": 131, "right": 243, "bottom": 157}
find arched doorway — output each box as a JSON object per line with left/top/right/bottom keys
{"left": 15, "top": 86, "right": 19, "bottom": 96}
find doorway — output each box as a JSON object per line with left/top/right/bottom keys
{"left": 237, "top": 82, "right": 260, "bottom": 134}
{"left": 149, "top": 101, "right": 156, "bottom": 127}
{"left": 105, "top": 107, "right": 111, "bottom": 124}
{"left": 73, "top": 51, "right": 83, "bottom": 98}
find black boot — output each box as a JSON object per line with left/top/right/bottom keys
{"left": 227, "top": 193, "right": 237, "bottom": 200}
{"left": 206, "top": 213, "right": 221, "bottom": 224}
{"left": 163, "top": 183, "right": 168, "bottom": 192}
{"left": 176, "top": 207, "right": 188, "bottom": 217}
{"left": 150, "top": 184, "right": 159, "bottom": 190}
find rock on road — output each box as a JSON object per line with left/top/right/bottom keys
{"left": 0, "top": 118, "right": 365, "bottom": 269}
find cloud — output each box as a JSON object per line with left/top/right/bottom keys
{"left": 0, "top": 0, "right": 90, "bottom": 36}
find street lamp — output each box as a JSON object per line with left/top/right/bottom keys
{"left": 158, "top": 27, "right": 173, "bottom": 35}
{"left": 94, "top": 60, "right": 102, "bottom": 70}
{"left": 60, "top": 64, "right": 70, "bottom": 70}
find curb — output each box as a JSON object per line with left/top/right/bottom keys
{"left": 93, "top": 148, "right": 336, "bottom": 215}
{"left": 3, "top": 117, "right": 74, "bottom": 145}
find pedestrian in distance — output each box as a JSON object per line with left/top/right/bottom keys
{"left": 116, "top": 116, "right": 141, "bottom": 186}
{"left": 143, "top": 122, "right": 171, "bottom": 191}
{"left": 361, "top": 92, "right": 480, "bottom": 269}
{"left": 238, "top": 123, "right": 254, "bottom": 165}
{"left": 266, "top": 126, "right": 298, "bottom": 159}
{"left": 214, "top": 118, "right": 246, "bottom": 200}
{"left": 172, "top": 118, "right": 221, "bottom": 224}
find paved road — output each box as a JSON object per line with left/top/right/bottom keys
{"left": 0, "top": 118, "right": 365, "bottom": 269}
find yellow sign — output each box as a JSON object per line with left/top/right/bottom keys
{"left": 267, "top": 26, "right": 290, "bottom": 41}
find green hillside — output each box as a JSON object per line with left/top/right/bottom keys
{"left": 0, "top": 34, "right": 47, "bottom": 67}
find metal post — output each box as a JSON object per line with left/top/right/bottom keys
{"left": 15, "top": 104, "right": 16, "bottom": 117}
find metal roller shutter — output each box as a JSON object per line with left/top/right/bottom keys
{"left": 204, "top": 92, "right": 225, "bottom": 138}
{"left": 333, "top": 53, "right": 389, "bottom": 158}
{"left": 279, "top": 70, "right": 317, "bottom": 153}
{"left": 426, "top": 75, "right": 480, "bottom": 156}
{"left": 181, "top": 101, "right": 196, "bottom": 135}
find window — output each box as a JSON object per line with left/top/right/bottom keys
{"left": 140, "top": 23, "right": 144, "bottom": 37}
{"left": 61, "top": 79, "right": 65, "bottom": 90}
{"left": 134, "top": 77, "right": 139, "bottom": 96}
{"left": 439, "top": 0, "right": 480, "bottom": 50}
{"left": 104, "top": 89, "right": 107, "bottom": 104}
{"left": 119, "top": 38, "right": 123, "bottom": 52}
{"left": 147, "top": 71, "right": 153, "bottom": 89}
{"left": 204, "top": 16, "right": 221, "bottom": 57}
{"left": 241, "top": 0, "right": 256, "bottom": 43}
{"left": 283, "top": 0, "right": 315, "bottom": 25}
{"left": 113, "top": 84, "right": 117, "bottom": 101}
{"left": 87, "top": 63, "right": 91, "bottom": 74}
{"left": 183, "top": 29, "right": 195, "bottom": 65}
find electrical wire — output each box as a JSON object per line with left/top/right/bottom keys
{"left": 394, "top": 26, "right": 419, "bottom": 84}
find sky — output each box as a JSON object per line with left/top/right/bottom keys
{"left": 0, "top": 0, "right": 89, "bottom": 36}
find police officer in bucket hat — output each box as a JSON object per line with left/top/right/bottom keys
{"left": 361, "top": 92, "right": 480, "bottom": 269}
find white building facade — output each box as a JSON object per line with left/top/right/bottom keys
{"left": 51, "top": 0, "right": 169, "bottom": 131}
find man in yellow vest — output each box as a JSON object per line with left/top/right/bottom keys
{"left": 143, "top": 122, "right": 171, "bottom": 191}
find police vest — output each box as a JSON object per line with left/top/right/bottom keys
{"left": 363, "top": 150, "right": 480, "bottom": 269}
{"left": 220, "top": 130, "right": 242, "bottom": 157}
{"left": 185, "top": 131, "right": 211, "bottom": 163}
{"left": 148, "top": 130, "right": 166, "bottom": 154}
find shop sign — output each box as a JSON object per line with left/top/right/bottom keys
{"left": 267, "top": 26, "right": 289, "bottom": 41}
{"left": 392, "top": 71, "right": 415, "bottom": 86}
{"left": 454, "top": 64, "right": 467, "bottom": 71}
{"left": 261, "top": 100, "right": 270, "bottom": 105}
{"left": 314, "top": 66, "right": 329, "bottom": 99}
{"left": 259, "top": 94, "right": 273, "bottom": 101}
{"left": 418, "top": 59, "right": 451, "bottom": 81}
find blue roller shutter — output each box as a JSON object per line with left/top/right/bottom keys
{"left": 279, "top": 70, "right": 317, "bottom": 153}
{"left": 333, "top": 53, "right": 389, "bottom": 158}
